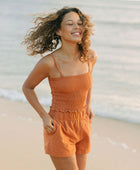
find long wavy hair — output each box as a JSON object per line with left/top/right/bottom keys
{"left": 22, "top": 7, "right": 94, "bottom": 62}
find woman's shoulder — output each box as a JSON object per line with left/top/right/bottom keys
{"left": 37, "top": 53, "right": 55, "bottom": 69}
{"left": 89, "top": 49, "right": 97, "bottom": 64}
{"left": 31, "top": 53, "right": 56, "bottom": 76}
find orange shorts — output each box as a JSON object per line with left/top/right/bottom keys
{"left": 43, "top": 108, "right": 92, "bottom": 157}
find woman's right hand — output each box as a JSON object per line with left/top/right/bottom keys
{"left": 42, "top": 114, "right": 54, "bottom": 134}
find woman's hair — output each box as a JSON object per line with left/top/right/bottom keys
{"left": 22, "top": 7, "right": 94, "bottom": 62}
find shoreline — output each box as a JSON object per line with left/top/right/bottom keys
{"left": 0, "top": 97, "right": 140, "bottom": 170}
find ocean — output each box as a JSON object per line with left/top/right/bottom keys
{"left": 0, "top": 0, "right": 140, "bottom": 124}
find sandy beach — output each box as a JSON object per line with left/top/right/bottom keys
{"left": 0, "top": 97, "right": 140, "bottom": 170}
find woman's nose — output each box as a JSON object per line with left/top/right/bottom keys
{"left": 73, "top": 23, "right": 80, "bottom": 28}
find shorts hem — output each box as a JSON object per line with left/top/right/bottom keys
{"left": 44, "top": 151, "right": 75, "bottom": 157}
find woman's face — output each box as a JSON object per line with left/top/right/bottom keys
{"left": 57, "top": 12, "right": 83, "bottom": 43}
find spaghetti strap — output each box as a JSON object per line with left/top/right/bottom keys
{"left": 87, "top": 58, "right": 91, "bottom": 72}
{"left": 50, "top": 53, "right": 63, "bottom": 77}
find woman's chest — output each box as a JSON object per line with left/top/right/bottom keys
{"left": 49, "top": 73, "right": 92, "bottom": 93}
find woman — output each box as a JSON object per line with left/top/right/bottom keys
{"left": 22, "top": 7, "right": 97, "bottom": 170}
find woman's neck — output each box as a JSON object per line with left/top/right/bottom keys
{"left": 60, "top": 41, "right": 80, "bottom": 60}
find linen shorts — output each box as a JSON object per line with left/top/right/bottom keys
{"left": 43, "top": 107, "right": 92, "bottom": 157}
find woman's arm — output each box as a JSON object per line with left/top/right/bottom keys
{"left": 22, "top": 55, "right": 53, "bottom": 120}
{"left": 90, "top": 49, "right": 97, "bottom": 72}
{"left": 86, "top": 88, "right": 92, "bottom": 107}
{"left": 86, "top": 49, "right": 97, "bottom": 119}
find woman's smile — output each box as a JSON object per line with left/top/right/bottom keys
{"left": 71, "top": 31, "right": 81, "bottom": 36}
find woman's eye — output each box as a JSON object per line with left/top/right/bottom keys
{"left": 66, "top": 23, "right": 82, "bottom": 26}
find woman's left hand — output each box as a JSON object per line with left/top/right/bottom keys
{"left": 86, "top": 105, "right": 95, "bottom": 121}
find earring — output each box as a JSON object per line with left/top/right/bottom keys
{"left": 52, "top": 39, "right": 57, "bottom": 45}
{"left": 80, "top": 56, "right": 84, "bottom": 62}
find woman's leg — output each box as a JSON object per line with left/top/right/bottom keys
{"left": 50, "top": 154, "right": 79, "bottom": 170}
{"left": 76, "top": 154, "right": 87, "bottom": 170}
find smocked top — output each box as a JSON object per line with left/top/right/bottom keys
{"left": 48, "top": 53, "right": 92, "bottom": 113}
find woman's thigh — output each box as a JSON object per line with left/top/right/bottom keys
{"left": 50, "top": 154, "right": 79, "bottom": 170}
{"left": 76, "top": 154, "right": 87, "bottom": 170}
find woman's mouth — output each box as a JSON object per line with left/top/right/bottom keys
{"left": 71, "top": 32, "right": 81, "bottom": 36}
